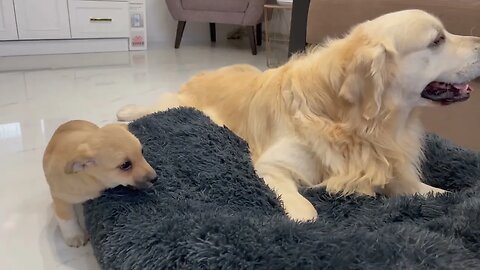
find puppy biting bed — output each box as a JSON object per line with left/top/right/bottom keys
{"left": 84, "top": 108, "right": 480, "bottom": 269}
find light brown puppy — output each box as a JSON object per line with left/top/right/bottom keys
{"left": 117, "top": 10, "right": 479, "bottom": 222}
{"left": 43, "top": 120, "right": 157, "bottom": 247}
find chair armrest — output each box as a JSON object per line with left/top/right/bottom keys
{"left": 165, "top": 0, "right": 184, "bottom": 21}
{"left": 242, "top": 0, "right": 268, "bottom": 25}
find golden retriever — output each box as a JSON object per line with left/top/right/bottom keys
{"left": 117, "top": 10, "right": 478, "bottom": 222}
{"left": 43, "top": 120, "right": 157, "bottom": 247}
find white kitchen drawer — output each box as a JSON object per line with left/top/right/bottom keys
{"left": 68, "top": 0, "right": 129, "bottom": 38}
{"left": 74, "top": 0, "right": 128, "bottom": 1}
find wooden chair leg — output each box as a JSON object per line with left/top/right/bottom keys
{"left": 175, "top": 21, "right": 186, "bottom": 49}
{"left": 256, "top": 23, "right": 262, "bottom": 46}
{"left": 209, "top": 23, "right": 216, "bottom": 42}
{"left": 247, "top": 26, "right": 257, "bottom": 55}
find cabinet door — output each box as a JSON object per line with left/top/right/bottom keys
{"left": 14, "top": 0, "right": 71, "bottom": 39}
{"left": 0, "top": 0, "right": 18, "bottom": 40}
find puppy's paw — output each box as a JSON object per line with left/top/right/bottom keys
{"left": 417, "top": 183, "right": 448, "bottom": 196}
{"left": 57, "top": 218, "right": 89, "bottom": 248}
{"left": 65, "top": 232, "right": 89, "bottom": 248}
{"left": 116, "top": 104, "right": 143, "bottom": 122}
{"left": 431, "top": 187, "right": 448, "bottom": 195}
{"left": 283, "top": 196, "right": 318, "bottom": 222}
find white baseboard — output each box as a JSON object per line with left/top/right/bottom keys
{"left": 0, "top": 38, "right": 129, "bottom": 57}
{"left": 0, "top": 51, "right": 131, "bottom": 72}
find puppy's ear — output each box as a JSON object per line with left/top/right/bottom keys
{"left": 339, "top": 42, "right": 395, "bottom": 120}
{"left": 64, "top": 144, "right": 96, "bottom": 174}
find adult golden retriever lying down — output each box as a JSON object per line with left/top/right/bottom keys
{"left": 117, "top": 10, "right": 479, "bottom": 222}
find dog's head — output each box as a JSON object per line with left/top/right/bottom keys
{"left": 64, "top": 124, "right": 157, "bottom": 189}
{"left": 338, "top": 9, "right": 480, "bottom": 119}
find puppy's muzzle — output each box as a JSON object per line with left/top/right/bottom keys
{"left": 134, "top": 172, "right": 158, "bottom": 189}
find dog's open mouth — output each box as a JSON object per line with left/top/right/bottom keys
{"left": 421, "top": 82, "right": 473, "bottom": 105}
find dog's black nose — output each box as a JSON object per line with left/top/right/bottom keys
{"left": 148, "top": 171, "right": 158, "bottom": 182}
{"left": 149, "top": 175, "right": 158, "bottom": 183}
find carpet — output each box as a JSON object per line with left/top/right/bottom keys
{"left": 84, "top": 108, "right": 480, "bottom": 269}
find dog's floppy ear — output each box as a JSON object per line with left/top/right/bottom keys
{"left": 64, "top": 144, "right": 96, "bottom": 174}
{"left": 339, "top": 42, "right": 395, "bottom": 120}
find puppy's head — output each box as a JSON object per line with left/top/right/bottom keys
{"left": 64, "top": 124, "right": 157, "bottom": 189}
{"left": 339, "top": 9, "right": 480, "bottom": 119}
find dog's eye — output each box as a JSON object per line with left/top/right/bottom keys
{"left": 118, "top": 160, "right": 132, "bottom": 171}
{"left": 430, "top": 35, "right": 445, "bottom": 48}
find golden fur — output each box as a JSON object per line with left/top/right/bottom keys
{"left": 117, "top": 10, "right": 480, "bottom": 221}
{"left": 43, "top": 120, "right": 157, "bottom": 246}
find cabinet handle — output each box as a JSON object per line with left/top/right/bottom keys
{"left": 90, "top": 18, "right": 113, "bottom": 22}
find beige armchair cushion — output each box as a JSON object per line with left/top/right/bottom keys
{"left": 182, "top": 0, "right": 249, "bottom": 13}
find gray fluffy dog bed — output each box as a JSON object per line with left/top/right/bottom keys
{"left": 84, "top": 108, "right": 480, "bottom": 269}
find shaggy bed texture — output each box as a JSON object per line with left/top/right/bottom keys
{"left": 84, "top": 108, "right": 480, "bottom": 270}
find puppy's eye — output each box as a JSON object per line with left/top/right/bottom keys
{"left": 118, "top": 160, "right": 132, "bottom": 171}
{"left": 430, "top": 35, "right": 445, "bottom": 48}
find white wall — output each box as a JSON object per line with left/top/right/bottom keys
{"left": 145, "top": 0, "right": 236, "bottom": 45}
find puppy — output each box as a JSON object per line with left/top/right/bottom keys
{"left": 117, "top": 10, "right": 479, "bottom": 222}
{"left": 43, "top": 120, "right": 157, "bottom": 247}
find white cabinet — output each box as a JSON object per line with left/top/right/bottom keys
{"left": 0, "top": 0, "right": 146, "bottom": 56}
{"left": 0, "top": 0, "right": 18, "bottom": 40}
{"left": 69, "top": 0, "right": 129, "bottom": 38}
{"left": 14, "top": 0, "right": 71, "bottom": 39}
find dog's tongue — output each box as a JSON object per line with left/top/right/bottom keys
{"left": 453, "top": 83, "right": 470, "bottom": 92}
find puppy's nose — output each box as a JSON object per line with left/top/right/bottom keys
{"left": 143, "top": 171, "right": 157, "bottom": 184}
{"left": 149, "top": 171, "right": 158, "bottom": 182}
{"left": 149, "top": 175, "right": 158, "bottom": 183}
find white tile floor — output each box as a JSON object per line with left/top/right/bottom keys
{"left": 0, "top": 42, "right": 266, "bottom": 269}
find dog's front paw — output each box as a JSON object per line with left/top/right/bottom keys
{"left": 116, "top": 104, "right": 146, "bottom": 122}
{"left": 417, "top": 183, "right": 448, "bottom": 196}
{"left": 64, "top": 232, "right": 89, "bottom": 248}
{"left": 283, "top": 195, "right": 318, "bottom": 222}
{"left": 57, "top": 218, "right": 89, "bottom": 248}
